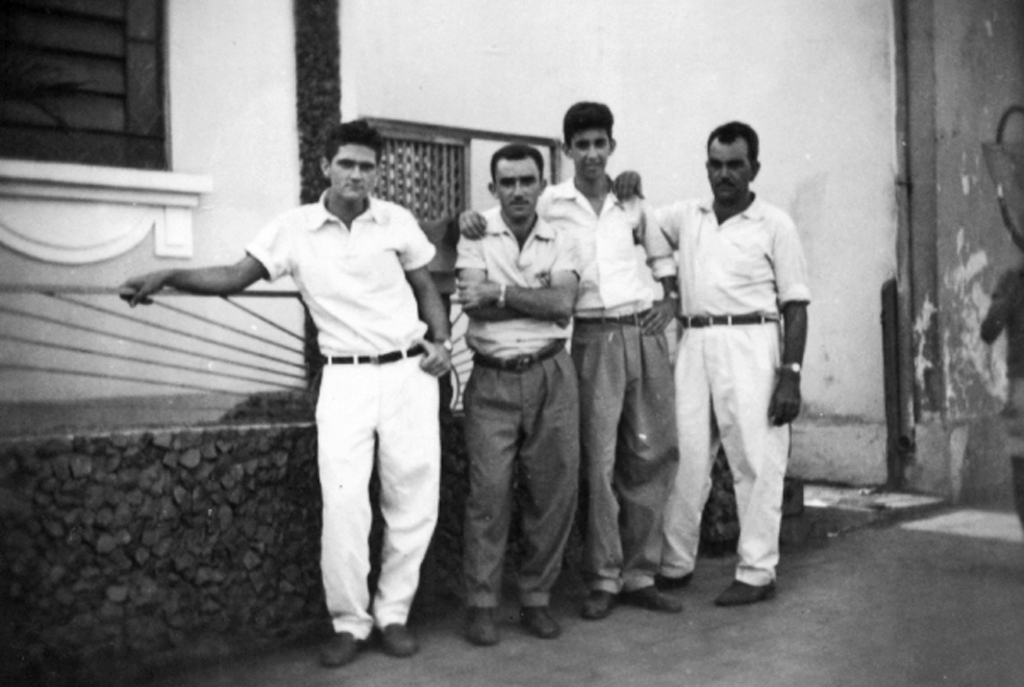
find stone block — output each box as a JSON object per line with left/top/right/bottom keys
{"left": 70, "top": 454, "right": 93, "bottom": 478}
{"left": 180, "top": 448, "right": 202, "bottom": 469}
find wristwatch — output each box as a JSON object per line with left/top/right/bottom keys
{"left": 439, "top": 339, "right": 454, "bottom": 353}
{"left": 780, "top": 362, "right": 802, "bottom": 374}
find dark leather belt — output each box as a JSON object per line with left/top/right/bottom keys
{"left": 680, "top": 314, "right": 778, "bottom": 328}
{"left": 322, "top": 344, "right": 424, "bottom": 365}
{"left": 473, "top": 341, "right": 565, "bottom": 372}
{"left": 574, "top": 309, "right": 650, "bottom": 327}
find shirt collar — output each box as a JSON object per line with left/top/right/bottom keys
{"left": 308, "top": 192, "right": 388, "bottom": 230}
{"left": 551, "top": 178, "right": 626, "bottom": 209}
{"left": 698, "top": 193, "right": 764, "bottom": 220}
{"left": 491, "top": 212, "right": 556, "bottom": 241}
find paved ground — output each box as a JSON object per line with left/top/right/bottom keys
{"left": 141, "top": 500, "right": 1024, "bottom": 687}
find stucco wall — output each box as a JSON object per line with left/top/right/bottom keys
{"left": 909, "top": 0, "right": 1024, "bottom": 502}
{"left": 341, "top": 0, "right": 899, "bottom": 484}
{"left": 0, "top": 0, "right": 304, "bottom": 405}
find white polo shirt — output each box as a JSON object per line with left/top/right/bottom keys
{"left": 456, "top": 208, "right": 577, "bottom": 359}
{"left": 651, "top": 197, "right": 811, "bottom": 317}
{"left": 539, "top": 180, "right": 657, "bottom": 317}
{"left": 246, "top": 195, "right": 435, "bottom": 356}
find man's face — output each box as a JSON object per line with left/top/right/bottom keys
{"left": 563, "top": 128, "right": 615, "bottom": 182}
{"left": 490, "top": 157, "right": 546, "bottom": 224}
{"left": 706, "top": 137, "right": 759, "bottom": 206}
{"left": 321, "top": 144, "right": 378, "bottom": 203}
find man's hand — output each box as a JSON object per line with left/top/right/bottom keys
{"left": 641, "top": 296, "right": 677, "bottom": 335}
{"left": 119, "top": 271, "right": 169, "bottom": 307}
{"left": 455, "top": 278, "right": 500, "bottom": 310}
{"left": 418, "top": 340, "right": 452, "bottom": 378}
{"left": 458, "top": 210, "right": 488, "bottom": 240}
{"left": 768, "top": 369, "right": 802, "bottom": 426}
{"left": 613, "top": 171, "right": 643, "bottom": 201}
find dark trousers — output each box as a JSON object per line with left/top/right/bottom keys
{"left": 463, "top": 350, "right": 580, "bottom": 607}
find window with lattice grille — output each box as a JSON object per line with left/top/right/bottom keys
{"left": 0, "top": 0, "right": 166, "bottom": 169}
{"left": 375, "top": 136, "right": 466, "bottom": 222}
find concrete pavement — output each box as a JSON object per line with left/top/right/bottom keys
{"left": 143, "top": 500, "right": 1024, "bottom": 687}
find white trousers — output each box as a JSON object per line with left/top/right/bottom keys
{"left": 661, "top": 324, "right": 789, "bottom": 586}
{"left": 315, "top": 356, "right": 440, "bottom": 638}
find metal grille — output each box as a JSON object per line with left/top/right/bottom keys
{"left": 374, "top": 137, "right": 465, "bottom": 220}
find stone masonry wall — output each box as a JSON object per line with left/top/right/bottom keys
{"left": 0, "top": 411, "right": 757, "bottom": 686}
{"left": 0, "top": 423, "right": 327, "bottom": 685}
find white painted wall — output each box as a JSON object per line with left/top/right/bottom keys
{"left": 341, "top": 0, "right": 898, "bottom": 482}
{"left": 0, "top": 0, "right": 304, "bottom": 410}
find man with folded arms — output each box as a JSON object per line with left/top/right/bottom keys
{"left": 651, "top": 121, "right": 810, "bottom": 606}
{"left": 461, "top": 102, "right": 681, "bottom": 621}
{"left": 456, "top": 143, "right": 580, "bottom": 645}
{"left": 121, "top": 120, "right": 452, "bottom": 667}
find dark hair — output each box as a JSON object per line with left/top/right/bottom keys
{"left": 490, "top": 143, "right": 545, "bottom": 181}
{"left": 707, "top": 121, "right": 759, "bottom": 165}
{"left": 563, "top": 102, "right": 614, "bottom": 145}
{"left": 321, "top": 119, "right": 383, "bottom": 161}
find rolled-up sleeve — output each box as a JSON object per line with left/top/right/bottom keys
{"left": 455, "top": 232, "right": 486, "bottom": 272}
{"left": 245, "top": 219, "right": 291, "bottom": 282}
{"left": 646, "top": 203, "right": 680, "bottom": 280}
{"left": 773, "top": 217, "right": 811, "bottom": 304}
{"left": 397, "top": 214, "right": 436, "bottom": 271}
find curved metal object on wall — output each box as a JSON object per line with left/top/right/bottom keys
{"left": 982, "top": 105, "right": 1024, "bottom": 254}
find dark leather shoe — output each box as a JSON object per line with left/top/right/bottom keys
{"left": 380, "top": 623, "right": 419, "bottom": 657}
{"left": 620, "top": 585, "right": 684, "bottom": 613}
{"left": 520, "top": 606, "right": 561, "bottom": 639}
{"left": 714, "top": 580, "right": 777, "bottom": 607}
{"left": 580, "top": 590, "right": 616, "bottom": 620}
{"left": 319, "top": 631, "right": 359, "bottom": 668}
{"left": 466, "top": 607, "right": 498, "bottom": 646}
{"left": 655, "top": 572, "right": 693, "bottom": 591}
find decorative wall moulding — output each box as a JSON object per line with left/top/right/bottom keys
{"left": 0, "top": 160, "right": 212, "bottom": 264}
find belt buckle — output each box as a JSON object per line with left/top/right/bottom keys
{"left": 511, "top": 355, "right": 533, "bottom": 372}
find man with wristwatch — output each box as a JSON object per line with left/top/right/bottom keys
{"left": 649, "top": 121, "right": 810, "bottom": 606}
{"left": 455, "top": 143, "right": 580, "bottom": 646}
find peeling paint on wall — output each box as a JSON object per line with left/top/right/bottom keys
{"left": 914, "top": 295, "right": 936, "bottom": 391}
{"left": 943, "top": 228, "right": 1005, "bottom": 410}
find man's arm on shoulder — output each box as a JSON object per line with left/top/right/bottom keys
{"left": 404, "top": 266, "right": 452, "bottom": 377}
{"left": 120, "top": 255, "right": 268, "bottom": 307}
{"left": 769, "top": 300, "right": 809, "bottom": 426}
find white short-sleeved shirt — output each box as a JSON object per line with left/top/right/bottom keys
{"left": 246, "top": 195, "right": 435, "bottom": 356}
{"left": 456, "top": 208, "right": 577, "bottom": 358}
{"left": 539, "top": 180, "right": 656, "bottom": 317}
{"left": 653, "top": 197, "right": 811, "bottom": 317}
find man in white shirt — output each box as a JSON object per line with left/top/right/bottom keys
{"left": 456, "top": 143, "right": 580, "bottom": 646}
{"left": 121, "top": 120, "right": 452, "bottom": 667}
{"left": 461, "top": 103, "right": 681, "bottom": 621}
{"left": 650, "top": 121, "right": 810, "bottom": 606}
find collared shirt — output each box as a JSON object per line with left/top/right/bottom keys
{"left": 456, "top": 208, "right": 577, "bottom": 358}
{"left": 652, "top": 197, "right": 811, "bottom": 317}
{"left": 246, "top": 194, "right": 435, "bottom": 356}
{"left": 539, "top": 179, "right": 659, "bottom": 317}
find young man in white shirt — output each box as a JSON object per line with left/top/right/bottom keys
{"left": 121, "top": 120, "right": 452, "bottom": 667}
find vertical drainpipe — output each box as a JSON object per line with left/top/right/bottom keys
{"left": 888, "top": 0, "right": 921, "bottom": 489}
{"left": 292, "top": 0, "right": 341, "bottom": 391}
{"left": 892, "top": 0, "right": 946, "bottom": 489}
